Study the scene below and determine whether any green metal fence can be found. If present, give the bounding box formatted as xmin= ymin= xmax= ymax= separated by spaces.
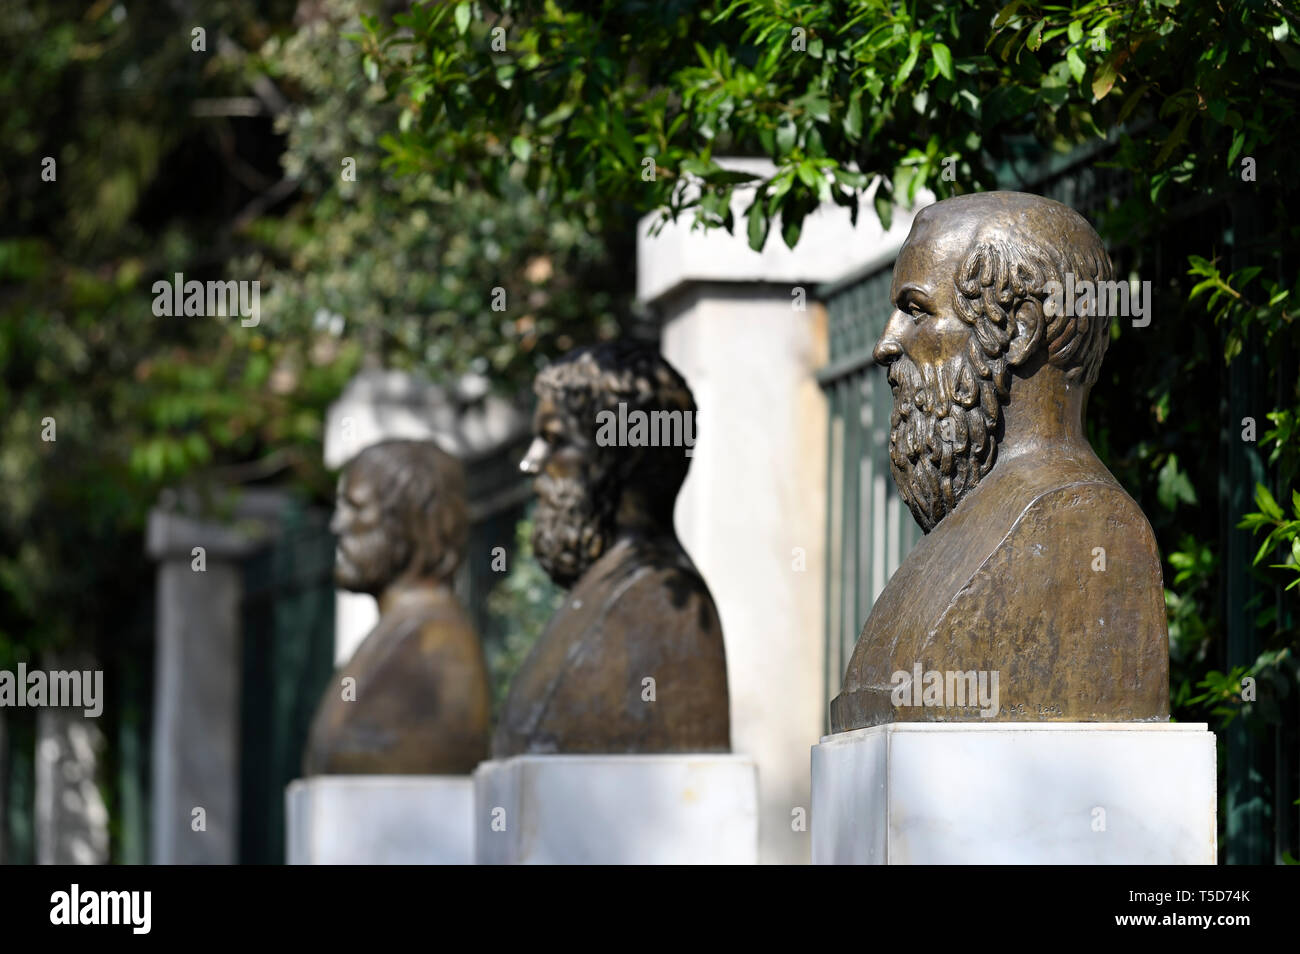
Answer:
xmin=238 ymin=500 xmax=337 ymax=865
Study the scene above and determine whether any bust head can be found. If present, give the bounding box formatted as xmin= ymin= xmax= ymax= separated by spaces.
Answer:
xmin=495 ymin=342 xmax=729 ymax=755
xmin=874 ymin=191 xmax=1113 ymax=531
xmin=307 ymin=438 xmax=488 ymax=775
xmin=331 ymin=439 xmax=468 ymax=597
xmin=521 ymin=341 xmax=695 ymax=587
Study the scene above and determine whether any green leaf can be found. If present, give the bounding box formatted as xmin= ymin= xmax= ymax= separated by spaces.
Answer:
xmin=845 ymin=95 xmax=863 ymax=142
xmin=781 ymin=203 xmax=807 ymax=249
xmin=769 ymin=170 xmax=794 ymax=204
xmin=680 ymin=158 xmax=719 ymax=179
xmin=932 ymin=43 xmax=954 ymax=80
xmin=1254 ymin=532 xmax=1276 ymax=567
xmin=510 ymin=136 xmax=532 ymax=163
xmin=704 ymin=169 xmax=762 ymax=186
xmin=538 ymin=102 xmax=575 ymax=129
xmin=746 ymin=199 xmax=770 ymax=251
xmin=1157 ymin=455 xmax=1198 ymax=511
xmin=873 ymin=183 xmax=893 ymax=232
xmin=1068 ymin=20 xmax=1083 ymax=44
xmin=454 ymin=2 xmax=471 ymax=36
xmin=775 ymin=121 xmax=796 ymax=155
xmin=1026 ymin=19 xmax=1045 ymax=51
xmin=833 ymin=168 xmax=870 ymax=189
xmin=1067 ymin=47 xmax=1086 ymax=84
xmin=802 ymin=95 xmax=831 ymax=123
xmin=897 ymin=31 xmax=922 ymax=84
xmin=1255 ymin=483 xmax=1284 ymax=522
xmin=796 ymin=161 xmax=822 ymax=191
xmin=993 ymin=1 xmax=1024 ymax=29
xmin=1092 ymin=56 xmax=1118 ymax=100
xmin=1227 ymin=131 xmax=1246 ymax=168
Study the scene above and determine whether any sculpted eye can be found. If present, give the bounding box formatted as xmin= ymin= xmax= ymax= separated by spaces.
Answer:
xmin=895 ymin=284 xmax=933 ymax=323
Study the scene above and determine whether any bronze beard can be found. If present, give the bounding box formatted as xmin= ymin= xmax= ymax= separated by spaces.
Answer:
xmin=336 ymin=518 xmax=407 ymax=594
xmin=887 ymin=347 xmax=1004 ymax=532
xmin=531 ymin=463 xmax=620 ymax=588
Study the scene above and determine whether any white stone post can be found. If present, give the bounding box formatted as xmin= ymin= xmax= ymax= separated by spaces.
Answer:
xmin=35 ymin=700 xmax=109 ymax=865
xmin=146 ymin=489 xmax=283 ymax=864
xmin=639 ymin=161 xmax=930 ymax=864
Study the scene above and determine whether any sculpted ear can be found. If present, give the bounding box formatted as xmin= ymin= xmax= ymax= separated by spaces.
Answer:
xmin=1005 ymin=299 xmax=1044 ymax=367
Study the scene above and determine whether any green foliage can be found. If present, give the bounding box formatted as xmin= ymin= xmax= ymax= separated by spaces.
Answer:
xmin=0 ymin=0 xmax=628 ymax=670
xmin=1187 ymin=649 xmax=1293 ymax=727
xmin=246 ymin=0 xmax=624 ymax=394
xmin=367 ymin=1 xmax=1297 ymax=250
xmin=1240 ymin=485 xmax=1300 ymax=593
xmin=484 ymin=514 xmax=562 ymax=713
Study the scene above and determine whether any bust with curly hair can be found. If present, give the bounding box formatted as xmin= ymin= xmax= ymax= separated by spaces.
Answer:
xmin=494 ymin=341 xmax=731 ymax=755
xmin=832 ymin=192 xmax=1169 ymax=731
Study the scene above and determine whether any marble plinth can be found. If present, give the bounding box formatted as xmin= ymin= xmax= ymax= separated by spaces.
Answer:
xmin=811 ymin=722 xmax=1216 ymax=864
xmin=286 ymin=775 xmax=473 ymax=865
xmin=474 ymin=754 xmax=759 ymax=864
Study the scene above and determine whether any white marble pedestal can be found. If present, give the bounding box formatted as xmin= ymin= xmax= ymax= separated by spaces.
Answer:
xmin=285 ymin=776 xmax=473 ymax=864
xmin=811 ymin=723 xmax=1216 ymax=864
xmin=473 ymin=754 xmax=759 ymax=864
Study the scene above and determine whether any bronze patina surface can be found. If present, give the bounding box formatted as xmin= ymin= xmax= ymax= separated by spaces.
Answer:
xmin=493 ymin=342 xmax=731 ymax=756
xmin=303 ymin=439 xmax=491 ymax=774
xmin=831 ymin=191 xmax=1169 ymax=731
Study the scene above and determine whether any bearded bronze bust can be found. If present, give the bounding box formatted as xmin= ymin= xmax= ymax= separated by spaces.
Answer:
xmin=831 ymin=191 xmax=1169 ymax=731
xmin=303 ymin=440 xmax=491 ymax=774
xmin=493 ymin=342 xmax=731 ymax=755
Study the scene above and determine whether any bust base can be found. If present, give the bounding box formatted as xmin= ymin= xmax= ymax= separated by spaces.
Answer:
xmin=811 ymin=722 xmax=1216 ymax=864
xmin=473 ymin=754 xmax=758 ymax=864
xmin=285 ymin=775 xmax=473 ymax=864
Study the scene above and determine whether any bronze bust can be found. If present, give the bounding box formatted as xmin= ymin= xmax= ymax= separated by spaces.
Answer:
xmin=304 ymin=439 xmax=491 ymax=774
xmin=832 ymin=191 xmax=1169 ymax=731
xmin=493 ymin=342 xmax=731 ymax=755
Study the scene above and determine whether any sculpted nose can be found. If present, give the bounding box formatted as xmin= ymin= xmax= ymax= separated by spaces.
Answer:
xmin=519 ymin=435 xmax=548 ymax=475
xmin=873 ymin=312 xmax=908 ymax=365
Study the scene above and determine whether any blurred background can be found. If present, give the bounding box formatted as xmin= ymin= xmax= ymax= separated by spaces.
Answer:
xmin=1 ymin=0 xmax=1296 ymax=864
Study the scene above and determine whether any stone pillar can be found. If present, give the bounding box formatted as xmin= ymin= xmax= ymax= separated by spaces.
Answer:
xmin=638 ymin=162 xmax=928 ymax=864
xmin=35 ymin=701 xmax=109 ymax=865
xmin=146 ymin=489 xmax=283 ymax=864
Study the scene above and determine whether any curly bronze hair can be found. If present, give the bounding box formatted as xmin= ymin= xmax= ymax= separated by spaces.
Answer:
xmin=534 ymin=341 xmax=696 ymax=515
xmin=952 ymin=202 xmax=1114 ymax=392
